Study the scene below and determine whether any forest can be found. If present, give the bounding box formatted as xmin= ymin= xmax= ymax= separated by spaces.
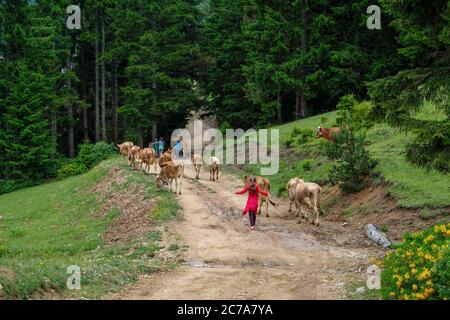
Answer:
xmin=0 ymin=0 xmax=449 ymax=191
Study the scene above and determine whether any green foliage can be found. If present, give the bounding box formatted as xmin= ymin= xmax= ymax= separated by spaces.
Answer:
xmin=0 ymin=157 xmax=180 ymax=299
xmin=368 ymin=0 xmax=450 ymax=173
xmin=76 ymin=142 xmax=117 ymax=169
xmin=381 ymin=223 xmax=450 ymax=300
xmin=327 ymin=95 xmax=377 ymax=192
xmin=285 ymin=127 xmax=315 ymax=147
xmin=57 ymin=161 xmax=88 ymax=179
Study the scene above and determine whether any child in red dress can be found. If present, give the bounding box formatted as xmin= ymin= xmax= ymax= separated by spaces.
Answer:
xmin=235 ymin=176 xmax=269 ymax=230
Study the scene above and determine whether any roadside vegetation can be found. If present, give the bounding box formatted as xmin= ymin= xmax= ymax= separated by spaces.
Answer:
xmin=0 ymin=156 xmax=180 ymax=299
xmin=380 ymin=223 xmax=449 ymax=300
xmin=227 ymin=102 xmax=450 ymax=209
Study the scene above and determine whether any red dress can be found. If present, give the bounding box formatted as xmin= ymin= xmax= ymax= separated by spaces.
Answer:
xmin=235 ymin=183 xmax=269 ymax=215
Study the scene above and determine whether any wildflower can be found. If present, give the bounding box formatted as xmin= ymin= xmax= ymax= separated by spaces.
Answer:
xmin=412 ymin=284 xmax=418 ymax=291
xmin=415 ymin=293 xmax=425 ymax=300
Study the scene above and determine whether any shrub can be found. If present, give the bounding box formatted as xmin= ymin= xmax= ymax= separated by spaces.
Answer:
xmin=76 ymin=142 xmax=116 ymax=168
xmin=326 ymin=95 xmax=377 ymax=192
xmin=285 ymin=127 xmax=315 ymax=148
xmin=381 ymin=223 xmax=450 ymax=300
xmin=352 ymin=101 xmax=374 ymax=129
xmin=0 ymin=179 xmax=34 ymax=195
xmin=327 ymin=128 xmax=377 ymax=192
xmin=57 ymin=161 xmax=88 ymax=179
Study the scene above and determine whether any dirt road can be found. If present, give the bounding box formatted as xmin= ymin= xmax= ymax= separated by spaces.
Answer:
xmin=108 ymin=165 xmax=382 ymax=300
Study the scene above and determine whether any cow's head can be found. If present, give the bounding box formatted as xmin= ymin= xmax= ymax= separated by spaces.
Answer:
xmin=156 ymin=176 xmax=169 ymax=190
xmin=316 ymin=126 xmax=324 ymax=138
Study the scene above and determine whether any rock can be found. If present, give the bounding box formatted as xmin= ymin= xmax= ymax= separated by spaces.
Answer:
xmin=342 ymin=222 xmax=348 ymax=227
xmin=355 ymin=287 xmax=366 ymax=294
xmin=365 ymin=224 xmax=392 ymax=248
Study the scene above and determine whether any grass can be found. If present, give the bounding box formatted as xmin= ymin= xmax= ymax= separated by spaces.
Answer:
xmin=225 ymin=107 xmax=450 ymax=208
xmin=0 ymin=156 xmax=180 ymax=299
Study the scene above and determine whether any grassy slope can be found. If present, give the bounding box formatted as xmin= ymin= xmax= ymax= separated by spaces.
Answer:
xmin=229 ymin=110 xmax=450 ymax=208
xmin=0 ymin=156 xmax=180 ymax=299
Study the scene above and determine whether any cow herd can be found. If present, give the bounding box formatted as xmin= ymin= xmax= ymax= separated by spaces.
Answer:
xmin=117 ymin=126 xmax=338 ymax=227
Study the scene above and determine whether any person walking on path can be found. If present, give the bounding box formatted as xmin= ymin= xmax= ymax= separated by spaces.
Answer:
xmin=153 ymin=139 xmax=160 ymax=158
xmin=235 ymin=176 xmax=269 ymax=230
xmin=158 ymin=137 xmax=165 ymax=156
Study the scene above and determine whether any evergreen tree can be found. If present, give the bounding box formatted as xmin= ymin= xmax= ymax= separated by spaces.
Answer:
xmin=368 ymin=0 xmax=450 ymax=173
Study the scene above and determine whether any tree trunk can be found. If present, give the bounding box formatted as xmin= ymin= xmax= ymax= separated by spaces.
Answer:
xmin=298 ymin=1 xmax=308 ymax=119
xmin=51 ymin=112 xmax=57 ymax=151
xmin=137 ymin=132 xmax=144 ymax=148
xmin=81 ymin=46 xmax=89 ymax=141
xmin=101 ymin=18 xmax=107 ymax=142
xmin=277 ymin=91 xmax=282 ymax=124
xmin=152 ymin=121 xmax=158 ymax=141
xmin=67 ymin=77 xmax=75 ymax=158
xmin=300 ymin=91 xmax=307 ymax=118
xmin=295 ymin=90 xmax=300 ymax=119
xmin=112 ymin=62 xmax=119 ymax=144
xmin=95 ymin=21 xmax=100 ymax=142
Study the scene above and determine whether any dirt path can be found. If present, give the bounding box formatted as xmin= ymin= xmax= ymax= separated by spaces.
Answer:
xmin=108 ymin=165 xmax=383 ymax=300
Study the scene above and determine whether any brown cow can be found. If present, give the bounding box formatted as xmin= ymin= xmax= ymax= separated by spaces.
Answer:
xmin=316 ymin=126 xmax=341 ymax=142
xmin=118 ymin=142 xmax=134 ymax=164
xmin=209 ymin=156 xmax=219 ymax=181
xmin=159 ymin=152 xmax=173 ymax=168
xmin=244 ymin=175 xmax=276 ymax=217
xmin=192 ymin=154 xmax=203 ymax=180
xmin=293 ymin=181 xmax=322 ymax=226
xmin=129 ymin=146 xmax=141 ymax=169
xmin=156 ymin=163 xmax=184 ymax=195
xmin=138 ymin=147 xmax=157 ymax=175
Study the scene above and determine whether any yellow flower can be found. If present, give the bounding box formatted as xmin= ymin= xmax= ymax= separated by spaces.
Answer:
xmin=426 ymin=280 xmax=432 ymax=286
xmin=417 ymin=268 xmax=431 ymax=280
xmin=424 ymin=287 xmax=434 ymax=298
xmin=390 ymin=291 xmax=396 ymax=297
xmin=424 ymin=235 xmax=434 ymax=244
xmin=446 ymin=230 xmax=450 ymax=237
xmin=412 ymin=284 xmax=418 ymax=291
xmin=411 ymin=268 xmax=417 ymax=275
xmin=403 ymin=294 xmax=410 ymax=300
xmin=415 ymin=293 xmax=425 ymax=300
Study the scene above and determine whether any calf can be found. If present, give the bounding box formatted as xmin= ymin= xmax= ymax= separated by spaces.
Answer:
xmin=156 ymin=163 xmax=184 ymax=195
xmin=192 ymin=154 xmax=203 ymax=180
xmin=244 ymin=175 xmax=276 ymax=217
xmin=139 ymin=147 xmax=157 ymax=175
xmin=294 ymin=181 xmax=322 ymax=226
xmin=209 ymin=156 xmax=219 ymax=181
xmin=316 ymin=126 xmax=341 ymax=142
xmin=129 ymin=146 xmax=141 ymax=169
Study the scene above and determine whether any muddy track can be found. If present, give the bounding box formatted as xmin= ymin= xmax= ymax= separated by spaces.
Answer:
xmin=107 ymin=165 xmax=383 ymax=300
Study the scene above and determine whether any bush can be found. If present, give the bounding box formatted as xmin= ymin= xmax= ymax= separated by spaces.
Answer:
xmin=326 ymin=95 xmax=377 ymax=192
xmin=381 ymin=223 xmax=450 ymax=300
xmin=327 ymin=128 xmax=377 ymax=192
xmin=57 ymin=161 xmax=88 ymax=179
xmin=77 ymin=142 xmax=116 ymax=168
xmin=285 ymin=127 xmax=315 ymax=148
xmin=0 ymin=179 xmax=34 ymax=195
xmin=352 ymin=101 xmax=374 ymax=129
